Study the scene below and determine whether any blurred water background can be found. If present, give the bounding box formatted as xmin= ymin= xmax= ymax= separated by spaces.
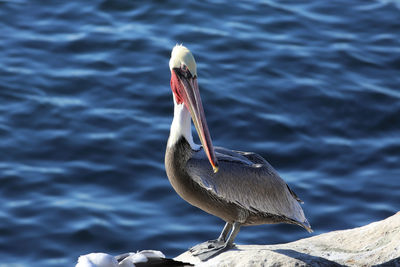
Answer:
xmin=0 ymin=0 xmax=399 ymax=266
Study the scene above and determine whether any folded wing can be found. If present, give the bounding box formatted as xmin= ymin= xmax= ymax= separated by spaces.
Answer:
xmin=187 ymin=146 xmax=311 ymax=230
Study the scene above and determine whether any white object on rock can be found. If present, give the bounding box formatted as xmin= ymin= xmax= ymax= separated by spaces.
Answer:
xmin=76 ymin=250 xmax=166 ymax=267
xmin=119 ymin=250 xmax=166 ymax=267
xmin=76 ymin=253 xmax=118 ymax=267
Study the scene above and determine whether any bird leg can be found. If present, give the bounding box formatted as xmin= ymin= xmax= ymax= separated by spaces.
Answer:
xmin=217 ymin=221 xmax=233 ymax=242
xmin=190 ymin=222 xmax=241 ymax=261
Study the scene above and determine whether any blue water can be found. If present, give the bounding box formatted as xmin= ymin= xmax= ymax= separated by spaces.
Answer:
xmin=1 ymin=0 xmax=399 ymax=266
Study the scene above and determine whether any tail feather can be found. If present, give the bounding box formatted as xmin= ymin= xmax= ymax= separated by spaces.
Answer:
xmin=288 ymin=198 xmax=313 ymax=233
xmin=301 ymin=218 xmax=313 ymax=233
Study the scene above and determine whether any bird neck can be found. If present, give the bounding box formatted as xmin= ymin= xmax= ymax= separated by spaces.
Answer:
xmin=168 ymin=101 xmax=200 ymax=150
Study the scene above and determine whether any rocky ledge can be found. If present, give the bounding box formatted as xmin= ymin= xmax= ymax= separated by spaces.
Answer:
xmin=175 ymin=212 xmax=400 ymax=267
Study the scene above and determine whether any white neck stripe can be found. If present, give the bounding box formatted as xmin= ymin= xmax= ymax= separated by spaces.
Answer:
xmin=167 ymin=97 xmax=200 ymax=150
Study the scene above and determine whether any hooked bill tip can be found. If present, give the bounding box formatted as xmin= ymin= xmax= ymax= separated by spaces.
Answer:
xmin=213 ymin=165 xmax=219 ymax=173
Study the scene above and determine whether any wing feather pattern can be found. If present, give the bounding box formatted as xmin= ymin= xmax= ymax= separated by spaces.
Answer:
xmin=187 ymin=147 xmax=311 ymax=230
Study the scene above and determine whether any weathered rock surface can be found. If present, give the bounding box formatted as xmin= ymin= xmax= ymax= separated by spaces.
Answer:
xmin=176 ymin=212 xmax=400 ymax=267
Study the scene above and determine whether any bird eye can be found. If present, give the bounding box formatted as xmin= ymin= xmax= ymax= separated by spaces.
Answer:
xmin=180 ymin=64 xmax=192 ymax=79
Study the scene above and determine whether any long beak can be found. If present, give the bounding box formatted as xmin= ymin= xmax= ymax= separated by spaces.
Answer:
xmin=174 ymin=69 xmax=219 ymax=173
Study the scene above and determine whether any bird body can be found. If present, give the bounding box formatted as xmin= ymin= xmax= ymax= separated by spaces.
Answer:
xmin=166 ymin=134 xmax=311 ymax=230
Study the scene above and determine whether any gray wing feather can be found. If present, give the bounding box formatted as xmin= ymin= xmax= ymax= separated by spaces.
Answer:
xmin=187 ymin=147 xmax=307 ymax=224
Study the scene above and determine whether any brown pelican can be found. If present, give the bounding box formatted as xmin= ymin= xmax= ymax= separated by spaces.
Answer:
xmin=165 ymin=45 xmax=312 ymax=260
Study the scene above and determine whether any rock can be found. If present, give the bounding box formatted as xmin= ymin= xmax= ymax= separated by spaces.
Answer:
xmin=175 ymin=212 xmax=400 ymax=267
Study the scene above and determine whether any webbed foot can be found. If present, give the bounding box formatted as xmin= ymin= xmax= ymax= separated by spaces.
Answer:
xmin=189 ymin=222 xmax=241 ymax=261
xmin=189 ymin=239 xmax=224 ymax=254
xmin=190 ymin=240 xmax=235 ymax=261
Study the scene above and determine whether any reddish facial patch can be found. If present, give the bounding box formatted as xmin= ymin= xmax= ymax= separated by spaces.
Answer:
xmin=170 ymin=70 xmax=183 ymax=104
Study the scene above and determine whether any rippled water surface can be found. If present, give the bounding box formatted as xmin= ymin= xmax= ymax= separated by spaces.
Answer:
xmin=1 ymin=0 xmax=399 ymax=266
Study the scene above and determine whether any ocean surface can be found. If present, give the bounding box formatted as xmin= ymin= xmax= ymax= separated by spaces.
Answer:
xmin=1 ymin=0 xmax=399 ymax=266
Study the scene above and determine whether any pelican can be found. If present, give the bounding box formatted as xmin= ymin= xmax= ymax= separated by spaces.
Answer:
xmin=165 ymin=45 xmax=312 ymax=260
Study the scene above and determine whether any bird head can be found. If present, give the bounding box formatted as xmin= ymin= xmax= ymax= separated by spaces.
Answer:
xmin=169 ymin=45 xmax=219 ymax=173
